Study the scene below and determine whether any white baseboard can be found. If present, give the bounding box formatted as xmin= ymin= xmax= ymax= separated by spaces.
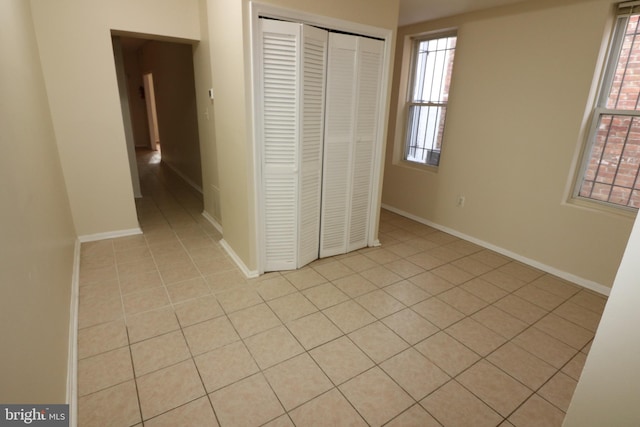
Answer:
xmin=219 ymin=239 xmax=259 ymax=279
xmin=202 ymin=213 xmax=379 ymax=277
xmin=381 ymin=204 xmax=611 ymax=296
xmin=78 ymin=227 xmax=142 ymax=243
xmin=201 ymin=211 xmax=223 ymax=234
xmin=162 ymin=160 xmax=203 ymax=194
xmin=200 ymin=212 xmax=258 ymax=278
xmin=66 ymin=239 xmax=80 ymax=427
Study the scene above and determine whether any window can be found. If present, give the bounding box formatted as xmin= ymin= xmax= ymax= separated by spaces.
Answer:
xmin=404 ymin=33 xmax=457 ymax=167
xmin=577 ymin=7 xmax=640 ymax=209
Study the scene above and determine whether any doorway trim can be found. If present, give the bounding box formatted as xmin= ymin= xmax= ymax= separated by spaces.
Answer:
xmin=142 ymin=72 xmax=160 ymax=151
xmin=112 ymin=36 xmax=142 ymax=198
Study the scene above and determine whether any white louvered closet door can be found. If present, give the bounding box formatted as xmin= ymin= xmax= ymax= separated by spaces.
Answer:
xmin=298 ymin=25 xmax=329 ymax=267
xmin=320 ymin=33 xmax=384 ymax=258
xmin=259 ymin=19 xmax=328 ymax=271
xmin=348 ymin=37 xmax=384 ymax=251
xmin=319 ymin=34 xmax=358 ymax=258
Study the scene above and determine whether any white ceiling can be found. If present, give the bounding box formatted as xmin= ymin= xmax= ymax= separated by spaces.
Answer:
xmin=398 ymin=0 xmax=530 ymax=26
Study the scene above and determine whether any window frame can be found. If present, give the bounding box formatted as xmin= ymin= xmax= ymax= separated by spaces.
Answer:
xmin=402 ymin=30 xmax=457 ymax=169
xmin=574 ymin=8 xmax=640 ymax=212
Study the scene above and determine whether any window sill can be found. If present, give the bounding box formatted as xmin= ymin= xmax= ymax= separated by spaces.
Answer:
xmin=394 ymin=158 xmax=440 ymax=174
xmin=565 ymin=196 xmax=638 ymax=219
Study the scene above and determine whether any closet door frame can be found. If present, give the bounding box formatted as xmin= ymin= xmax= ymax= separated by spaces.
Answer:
xmin=249 ymin=2 xmax=393 ymax=275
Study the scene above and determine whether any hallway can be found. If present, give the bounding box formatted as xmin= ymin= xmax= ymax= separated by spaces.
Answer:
xmin=76 ymin=150 xmax=606 ymax=426
xmin=134 ymin=148 xmax=216 ymax=236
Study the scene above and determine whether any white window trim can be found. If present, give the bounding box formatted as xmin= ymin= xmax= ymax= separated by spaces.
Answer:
xmin=392 ymin=28 xmax=457 ymax=173
xmin=572 ymin=8 xmax=640 ymax=212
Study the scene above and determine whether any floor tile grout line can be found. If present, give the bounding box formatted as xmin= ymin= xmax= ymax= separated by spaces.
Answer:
xmin=442 ymin=314 xmax=582 ymax=419
xmin=124 ymin=327 xmax=144 ymax=425
xmin=415 ymin=254 xmax=594 ymax=342
xmin=421 ymin=377 xmax=508 ymax=424
xmin=395 ymin=266 xmax=582 ymax=421
xmin=498 ymin=348 xmax=582 ymax=423
xmin=175 ymin=314 xmax=223 ymax=427
xmin=123 ymin=237 xmax=172 ymax=326
xmin=183 ymin=296 xmax=402 ymax=424
xmin=257 ymin=271 xmax=474 ymax=424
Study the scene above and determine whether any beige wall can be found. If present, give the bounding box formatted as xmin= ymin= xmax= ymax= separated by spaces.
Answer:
xmin=383 ymin=0 xmax=635 ymax=289
xmin=0 ymin=0 xmax=77 ymax=403
xmin=201 ymin=0 xmax=252 ymax=267
xmin=30 ymin=0 xmax=201 ymax=237
xmin=139 ymin=41 xmax=203 ymax=189
xmin=255 ymin=0 xmax=399 ymax=29
xmin=563 ymin=209 xmax=640 ymax=425
xmin=122 ymin=47 xmax=152 ymax=148
xmin=112 ymin=37 xmax=143 ymax=199
xmin=202 ymin=0 xmax=399 ymax=272
xmin=193 ymin=0 xmax=221 ymax=225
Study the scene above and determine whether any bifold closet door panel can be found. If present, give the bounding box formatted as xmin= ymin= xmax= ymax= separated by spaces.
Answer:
xmin=298 ymin=25 xmax=329 ymax=267
xmin=320 ymin=33 xmax=384 ymax=258
xmin=320 ymin=34 xmax=358 ymax=258
xmin=260 ymin=19 xmax=299 ymax=271
xmin=348 ymin=37 xmax=384 ymax=252
xmin=259 ymin=19 xmax=328 ymax=271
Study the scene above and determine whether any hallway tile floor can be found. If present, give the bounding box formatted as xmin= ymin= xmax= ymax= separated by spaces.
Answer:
xmin=76 ymin=149 xmax=606 ymax=426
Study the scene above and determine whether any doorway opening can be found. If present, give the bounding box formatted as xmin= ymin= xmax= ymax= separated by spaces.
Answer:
xmin=112 ymin=34 xmax=204 ymax=216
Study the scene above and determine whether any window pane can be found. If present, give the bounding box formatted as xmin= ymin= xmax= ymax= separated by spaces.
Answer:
xmin=605 ymin=15 xmax=640 ymax=110
xmin=405 ymin=34 xmax=456 ymax=167
xmin=412 ymin=36 xmax=456 ymax=103
xmin=579 ymin=114 xmax=640 ymax=207
xmin=406 ymin=105 xmax=446 ymax=166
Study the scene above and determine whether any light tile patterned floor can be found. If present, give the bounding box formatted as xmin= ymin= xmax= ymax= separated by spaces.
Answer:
xmin=76 ymin=150 xmax=607 ymax=426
